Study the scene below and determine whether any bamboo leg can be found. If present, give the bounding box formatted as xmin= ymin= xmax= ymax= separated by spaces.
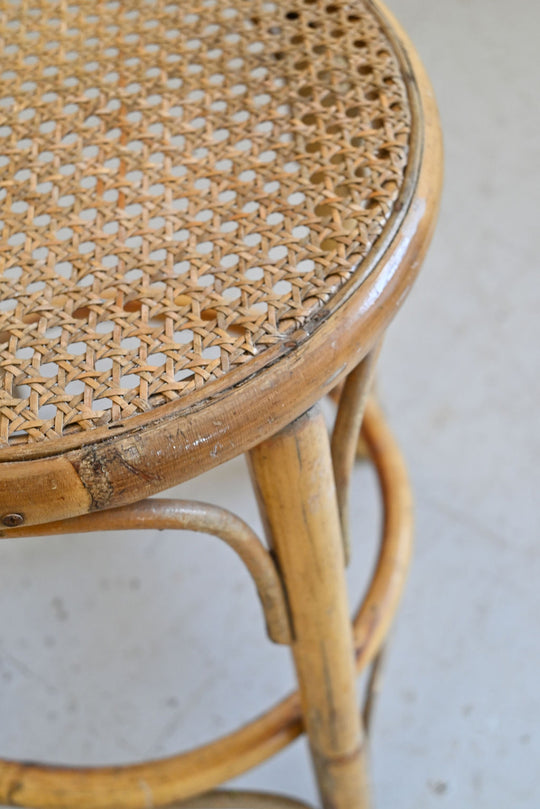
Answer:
xmin=249 ymin=407 xmax=370 ymax=809
xmin=331 ymin=344 xmax=381 ymax=563
xmin=0 ymin=401 xmax=410 ymax=809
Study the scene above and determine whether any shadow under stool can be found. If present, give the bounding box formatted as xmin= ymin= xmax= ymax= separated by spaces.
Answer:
xmin=0 ymin=0 xmax=442 ymax=807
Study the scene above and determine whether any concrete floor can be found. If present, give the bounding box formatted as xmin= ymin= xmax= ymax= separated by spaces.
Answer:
xmin=0 ymin=0 xmax=538 ymax=807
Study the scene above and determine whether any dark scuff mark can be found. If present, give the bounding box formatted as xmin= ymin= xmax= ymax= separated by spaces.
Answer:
xmin=71 ymin=446 xmax=114 ymax=510
xmin=112 ymin=450 xmax=155 ymax=483
xmin=6 ymin=779 xmax=23 ymax=805
xmin=71 ymin=441 xmax=160 ymax=510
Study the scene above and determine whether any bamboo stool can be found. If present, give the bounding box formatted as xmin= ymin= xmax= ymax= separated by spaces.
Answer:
xmin=0 ymin=0 xmax=442 ymax=807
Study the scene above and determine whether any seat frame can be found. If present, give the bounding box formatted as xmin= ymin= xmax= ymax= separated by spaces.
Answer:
xmin=0 ymin=2 xmax=442 ymax=806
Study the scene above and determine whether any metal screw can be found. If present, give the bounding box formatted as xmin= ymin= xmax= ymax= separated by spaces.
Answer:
xmin=2 ymin=513 xmax=24 ymax=527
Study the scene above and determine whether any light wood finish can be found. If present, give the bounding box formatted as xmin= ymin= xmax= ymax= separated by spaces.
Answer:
xmin=249 ymin=406 xmax=369 ymax=809
xmin=354 ymin=399 xmax=413 ymax=670
xmin=1 ymin=498 xmax=291 ymax=645
xmin=0 ymin=700 xmax=304 ymax=809
xmin=0 ymin=0 xmax=441 ymax=805
xmin=0 ymin=0 xmax=415 ymax=452
xmin=179 ymin=790 xmax=315 ymax=809
xmin=0 ymin=397 xmax=413 ymax=808
xmin=0 ymin=0 xmax=442 ymax=529
xmin=331 ymin=343 xmax=381 ymax=562
xmin=362 ymin=648 xmax=387 ymax=736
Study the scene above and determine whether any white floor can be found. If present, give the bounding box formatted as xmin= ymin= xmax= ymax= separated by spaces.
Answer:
xmin=1 ymin=1 xmax=538 ymax=807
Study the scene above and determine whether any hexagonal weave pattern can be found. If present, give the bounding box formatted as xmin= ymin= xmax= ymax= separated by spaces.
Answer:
xmin=0 ymin=0 xmax=411 ymax=445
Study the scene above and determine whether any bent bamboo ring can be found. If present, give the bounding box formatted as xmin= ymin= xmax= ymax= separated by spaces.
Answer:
xmin=0 ymin=400 xmax=412 ymax=809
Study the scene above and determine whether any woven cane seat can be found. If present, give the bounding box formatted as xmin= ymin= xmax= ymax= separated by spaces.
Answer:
xmin=0 ymin=0 xmax=416 ymax=444
xmin=0 ymin=0 xmax=441 ymax=525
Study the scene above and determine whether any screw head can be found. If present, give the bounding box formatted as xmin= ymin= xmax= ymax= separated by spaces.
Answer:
xmin=2 ymin=513 xmax=24 ymax=527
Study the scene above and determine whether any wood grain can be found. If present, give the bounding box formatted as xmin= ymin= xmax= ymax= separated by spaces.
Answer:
xmin=249 ymin=407 xmax=370 ymax=809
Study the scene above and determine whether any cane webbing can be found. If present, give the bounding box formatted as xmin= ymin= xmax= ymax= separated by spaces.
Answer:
xmin=0 ymin=0 xmax=411 ymax=445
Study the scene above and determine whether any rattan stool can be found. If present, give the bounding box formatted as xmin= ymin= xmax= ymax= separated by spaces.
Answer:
xmin=0 ymin=0 xmax=442 ymax=806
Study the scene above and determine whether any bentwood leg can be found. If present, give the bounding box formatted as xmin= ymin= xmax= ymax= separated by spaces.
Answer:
xmin=249 ymin=406 xmax=369 ymax=809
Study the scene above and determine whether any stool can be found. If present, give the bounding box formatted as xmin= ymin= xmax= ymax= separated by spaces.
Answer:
xmin=0 ymin=1 xmax=442 ymax=807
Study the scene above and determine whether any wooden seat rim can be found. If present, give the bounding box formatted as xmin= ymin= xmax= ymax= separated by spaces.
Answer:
xmin=0 ymin=0 xmax=417 ymax=460
xmin=0 ymin=1 xmax=443 ymax=528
